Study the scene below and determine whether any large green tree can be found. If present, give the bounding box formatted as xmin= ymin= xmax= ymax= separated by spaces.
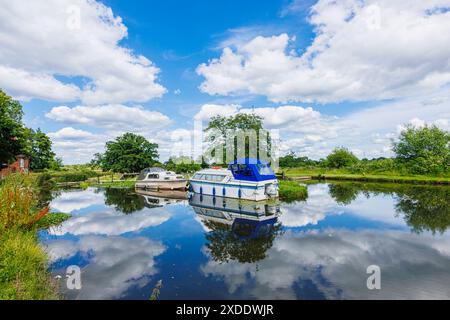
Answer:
xmin=95 ymin=133 xmax=159 ymax=173
xmin=393 ymin=125 xmax=449 ymax=174
xmin=0 ymin=90 xmax=28 ymax=165
xmin=204 ymin=113 xmax=272 ymax=164
xmin=28 ymin=128 xmax=57 ymax=170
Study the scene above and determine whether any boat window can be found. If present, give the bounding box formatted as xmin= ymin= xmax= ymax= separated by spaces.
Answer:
xmin=176 ymin=176 xmax=184 ymax=179
xmin=257 ymin=163 xmax=272 ymax=176
xmin=205 ymin=175 xmax=213 ymax=181
xmin=192 ymin=173 xmax=202 ymax=179
xmin=147 ymin=174 xmax=159 ymax=179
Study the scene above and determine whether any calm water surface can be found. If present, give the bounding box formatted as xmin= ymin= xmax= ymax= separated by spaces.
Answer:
xmin=38 ymin=182 xmax=450 ymax=300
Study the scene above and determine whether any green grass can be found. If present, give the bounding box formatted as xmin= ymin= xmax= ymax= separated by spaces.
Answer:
xmin=34 ymin=212 xmax=71 ymax=230
xmin=0 ymin=229 xmax=59 ymax=300
xmin=279 ymin=168 xmax=450 ymax=185
xmin=0 ymin=174 xmax=71 ymax=300
xmin=278 ymin=180 xmax=308 ymax=202
xmin=89 ymin=180 xmax=136 ymax=188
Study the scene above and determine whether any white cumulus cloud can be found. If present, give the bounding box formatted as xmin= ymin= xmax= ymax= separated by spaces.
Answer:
xmin=197 ymin=0 xmax=450 ymax=103
xmin=0 ymin=0 xmax=166 ymax=103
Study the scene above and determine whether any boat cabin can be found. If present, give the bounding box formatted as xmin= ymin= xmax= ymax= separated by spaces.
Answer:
xmin=229 ymin=158 xmax=276 ymax=182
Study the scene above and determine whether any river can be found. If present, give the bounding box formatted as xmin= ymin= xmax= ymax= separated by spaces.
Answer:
xmin=38 ymin=182 xmax=450 ymax=300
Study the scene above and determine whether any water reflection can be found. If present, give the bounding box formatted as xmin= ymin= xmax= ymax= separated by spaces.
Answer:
xmin=136 ymin=189 xmax=188 ymax=208
xmin=46 ymin=235 xmax=166 ymax=300
xmin=328 ymin=182 xmax=450 ymax=234
xmin=103 ymin=188 xmax=145 ymax=214
xmin=190 ymin=194 xmax=282 ymax=264
xmin=40 ymin=182 xmax=450 ymax=300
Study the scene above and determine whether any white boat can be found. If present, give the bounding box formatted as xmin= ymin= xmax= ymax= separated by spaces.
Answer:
xmin=188 ymin=158 xmax=279 ymax=201
xmin=190 ymin=193 xmax=280 ymax=241
xmin=135 ymin=167 xmax=187 ymax=190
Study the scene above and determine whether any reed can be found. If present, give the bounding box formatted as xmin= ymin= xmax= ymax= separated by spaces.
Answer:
xmin=0 ymin=174 xmax=53 ymax=231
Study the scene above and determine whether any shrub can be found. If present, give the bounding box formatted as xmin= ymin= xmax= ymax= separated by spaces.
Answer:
xmin=279 ymin=180 xmax=308 ymax=202
xmin=326 ymin=147 xmax=359 ymax=168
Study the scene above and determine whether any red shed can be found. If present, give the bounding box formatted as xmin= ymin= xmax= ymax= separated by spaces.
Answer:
xmin=0 ymin=155 xmax=30 ymax=178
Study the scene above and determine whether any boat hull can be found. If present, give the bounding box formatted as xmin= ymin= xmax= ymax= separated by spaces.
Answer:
xmin=189 ymin=179 xmax=278 ymax=201
xmin=135 ymin=179 xmax=187 ymax=190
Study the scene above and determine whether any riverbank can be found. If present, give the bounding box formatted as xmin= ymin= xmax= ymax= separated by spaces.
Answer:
xmin=0 ymin=174 xmax=70 ymax=299
xmin=280 ymin=168 xmax=450 ymax=185
xmin=278 ymin=180 xmax=308 ymax=202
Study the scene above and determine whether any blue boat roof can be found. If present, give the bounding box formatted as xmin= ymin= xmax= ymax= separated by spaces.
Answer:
xmin=229 ymin=158 xmax=276 ymax=182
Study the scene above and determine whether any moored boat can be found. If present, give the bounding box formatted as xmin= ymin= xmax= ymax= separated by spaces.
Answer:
xmin=135 ymin=167 xmax=187 ymax=190
xmin=188 ymin=158 xmax=279 ymax=201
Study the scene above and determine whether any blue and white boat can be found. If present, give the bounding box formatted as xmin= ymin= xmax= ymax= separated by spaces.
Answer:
xmin=189 ymin=158 xmax=279 ymax=201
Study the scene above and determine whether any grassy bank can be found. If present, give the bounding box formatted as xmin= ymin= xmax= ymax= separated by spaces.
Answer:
xmin=278 ymin=180 xmax=308 ymax=202
xmin=280 ymin=168 xmax=450 ymax=185
xmin=88 ymin=180 xmax=136 ymax=188
xmin=0 ymin=174 xmax=70 ymax=300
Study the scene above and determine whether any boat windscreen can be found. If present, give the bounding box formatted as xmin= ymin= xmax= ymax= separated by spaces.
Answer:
xmin=256 ymin=163 xmax=273 ymax=176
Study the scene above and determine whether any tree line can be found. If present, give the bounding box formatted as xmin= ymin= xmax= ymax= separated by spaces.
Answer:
xmin=280 ymin=125 xmax=449 ymax=175
xmin=2 ymin=87 xmax=448 ymax=175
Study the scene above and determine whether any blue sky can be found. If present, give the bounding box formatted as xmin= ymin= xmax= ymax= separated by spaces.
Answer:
xmin=1 ymin=0 xmax=449 ymax=164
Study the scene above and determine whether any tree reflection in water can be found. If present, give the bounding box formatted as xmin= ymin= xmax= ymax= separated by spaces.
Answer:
xmin=203 ymin=218 xmax=283 ymax=264
xmin=102 ymin=187 xmax=145 ymax=214
xmin=189 ymin=193 xmax=283 ymax=264
xmin=328 ymin=182 xmax=450 ymax=234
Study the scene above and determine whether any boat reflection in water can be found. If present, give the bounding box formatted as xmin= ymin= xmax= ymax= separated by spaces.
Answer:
xmin=189 ymin=193 xmax=282 ymax=263
xmin=135 ymin=189 xmax=188 ymax=208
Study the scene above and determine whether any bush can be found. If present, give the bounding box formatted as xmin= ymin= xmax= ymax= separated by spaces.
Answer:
xmin=50 ymin=171 xmax=98 ymax=183
xmin=326 ymin=147 xmax=359 ymax=168
xmin=393 ymin=125 xmax=449 ymax=174
xmin=279 ymin=180 xmax=308 ymax=202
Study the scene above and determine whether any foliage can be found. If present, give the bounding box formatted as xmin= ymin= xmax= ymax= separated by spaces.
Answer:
xmin=27 ymin=128 xmax=57 ymax=170
xmin=0 ymin=90 xmax=59 ymax=169
xmin=0 ymin=173 xmax=69 ymax=300
xmin=0 ymin=90 xmax=28 ymax=165
xmin=393 ymin=125 xmax=449 ymax=174
xmin=34 ymin=212 xmax=71 ymax=230
xmin=278 ymin=180 xmax=308 ymax=202
xmin=0 ymin=229 xmax=58 ymax=300
xmin=279 ymin=151 xmax=320 ymax=167
xmin=204 ymin=113 xmax=272 ymax=164
xmin=326 ymin=147 xmax=359 ymax=168
xmin=164 ymin=156 xmax=202 ymax=173
xmin=50 ymin=172 xmax=94 ymax=183
xmin=0 ymin=174 xmax=38 ymax=230
xmin=94 ymin=133 xmax=159 ymax=173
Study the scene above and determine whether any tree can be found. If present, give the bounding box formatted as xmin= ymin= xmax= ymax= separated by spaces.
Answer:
xmin=326 ymin=147 xmax=359 ymax=168
xmin=28 ymin=128 xmax=57 ymax=170
xmin=393 ymin=125 xmax=449 ymax=174
xmin=96 ymin=133 xmax=159 ymax=173
xmin=204 ymin=113 xmax=272 ymax=164
xmin=0 ymin=90 xmax=28 ymax=165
